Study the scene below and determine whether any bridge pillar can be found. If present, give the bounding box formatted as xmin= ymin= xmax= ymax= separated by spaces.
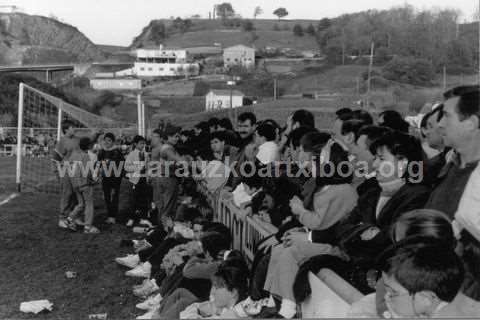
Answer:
xmin=45 ymin=70 xmax=51 ymax=83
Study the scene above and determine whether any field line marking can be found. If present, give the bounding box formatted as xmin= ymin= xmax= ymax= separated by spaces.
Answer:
xmin=0 ymin=193 xmax=19 ymax=207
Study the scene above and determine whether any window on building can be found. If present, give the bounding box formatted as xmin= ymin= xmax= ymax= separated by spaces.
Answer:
xmin=159 ymin=68 xmax=164 ymax=71
xmin=234 ymin=58 xmax=238 ymax=62
xmin=170 ymin=68 xmax=175 ymax=71
xmin=148 ymin=68 xmax=153 ymax=71
xmin=140 ymin=67 xmax=145 ymax=71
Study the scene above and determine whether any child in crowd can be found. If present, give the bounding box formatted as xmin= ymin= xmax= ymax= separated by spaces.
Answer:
xmin=125 ymin=135 xmax=150 ymax=227
xmin=67 ymin=137 xmax=99 ymax=233
xmin=376 ymin=239 xmax=464 ymax=318
xmin=180 ymin=265 xmax=249 ymax=319
xmin=97 ymin=132 xmax=124 ymax=225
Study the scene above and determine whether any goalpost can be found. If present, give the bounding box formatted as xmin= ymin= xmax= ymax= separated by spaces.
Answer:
xmin=15 ymin=83 xmax=143 ymax=193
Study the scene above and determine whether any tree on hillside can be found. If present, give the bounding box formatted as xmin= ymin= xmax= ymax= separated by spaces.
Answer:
xmin=150 ymin=22 xmax=166 ymax=45
xmin=306 ymin=23 xmax=315 ymax=36
xmin=273 ymin=8 xmax=289 ymax=20
xmin=242 ymin=19 xmax=255 ymax=31
xmin=172 ymin=17 xmax=192 ymax=33
xmin=254 ymin=6 xmax=263 ymax=19
xmin=317 ymin=18 xmax=331 ymax=32
xmin=293 ymin=24 xmax=304 ymax=37
xmin=216 ymin=3 xmax=235 ymax=20
xmin=382 ymin=56 xmax=435 ymax=86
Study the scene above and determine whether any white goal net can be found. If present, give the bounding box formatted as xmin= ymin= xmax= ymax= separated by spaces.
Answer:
xmin=15 ymin=83 xmax=144 ymax=193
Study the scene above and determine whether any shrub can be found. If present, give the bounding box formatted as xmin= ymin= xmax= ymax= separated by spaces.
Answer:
xmin=242 ymin=20 xmax=255 ymax=32
xmin=382 ymin=56 xmax=435 ymax=86
xmin=293 ymin=24 xmax=304 ymax=37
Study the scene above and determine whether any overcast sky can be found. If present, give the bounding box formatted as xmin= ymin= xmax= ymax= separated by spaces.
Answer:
xmin=9 ymin=0 xmax=478 ymax=46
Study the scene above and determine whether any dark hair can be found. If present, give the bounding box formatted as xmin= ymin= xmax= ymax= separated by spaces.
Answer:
xmin=238 ymin=112 xmax=256 ymax=125
xmin=357 ymin=125 xmax=393 ymax=146
xmin=336 ymin=108 xmax=353 ymax=118
xmin=132 ymin=135 xmax=146 ymax=145
xmin=379 ymin=239 xmax=464 ymax=302
xmin=201 ymin=232 xmax=231 ymax=258
xmin=288 ymin=126 xmax=318 ymax=149
xmin=300 ymin=131 xmax=331 ymax=154
xmin=379 ymin=110 xmax=409 ymax=133
xmin=256 ymin=123 xmax=276 ymax=141
xmin=208 ymin=117 xmax=220 ymax=128
xmin=222 ymin=250 xmax=249 ymax=276
xmin=183 ymin=207 xmax=203 ymax=223
xmin=219 ymin=118 xmax=233 ymax=131
xmin=61 ymin=120 xmax=75 ymax=134
xmin=203 ymin=223 xmax=232 ymax=244
xmin=351 ymin=109 xmax=374 ymax=125
xmin=79 ymin=137 xmax=91 ymax=151
xmin=210 ymin=131 xmax=227 ymax=142
xmin=104 ymin=132 xmax=115 ymax=141
xmin=369 ymin=131 xmax=424 ymax=182
xmin=318 ymin=142 xmax=353 ymax=183
xmin=292 ymin=109 xmax=315 ymax=128
xmin=420 ymin=105 xmax=444 ymax=131
xmin=458 ymin=230 xmax=480 ymax=300
xmin=392 ymin=209 xmax=455 ymax=248
xmin=337 ymin=112 xmax=354 ymax=122
xmin=444 ymin=85 xmax=480 ymax=128
xmin=341 ymin=119 xmax=367 ymax=141
xmin=195 ymin=121 xmax=209 ymax=132
xmin=211 ymin=265 xmax=249 ymax=302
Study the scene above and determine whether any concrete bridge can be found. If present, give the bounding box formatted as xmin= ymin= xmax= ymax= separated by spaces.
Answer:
xmin=0 ymin=62 xmax=133 ymax=82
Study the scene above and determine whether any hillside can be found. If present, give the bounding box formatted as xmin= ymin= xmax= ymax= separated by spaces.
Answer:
xmin=130 ymin=19 xmax=320 ymax=50
xmin=0 ymin=13 xmax=105 ymax=65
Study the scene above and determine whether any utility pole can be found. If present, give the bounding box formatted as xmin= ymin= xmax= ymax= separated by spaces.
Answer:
xmin=443 ymin=66 xmax=447 ymax=90
xmin=273 ymin=78 xmax=277 ymax=101
xmin=366 ymin=42 xmax=374 ymax=109
xmin=342 ymin=28 xmax=346 ymax=65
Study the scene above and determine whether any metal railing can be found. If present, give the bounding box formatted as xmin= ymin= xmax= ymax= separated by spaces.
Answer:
xmin=196 ymin=183 xmax=278 ymax=261
xmin=195 ymin=180 xmax=364 ymax=314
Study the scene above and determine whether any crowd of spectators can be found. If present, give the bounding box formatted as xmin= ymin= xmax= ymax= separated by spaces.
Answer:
xmin=52 ymin=84 xmax=480 ymax=318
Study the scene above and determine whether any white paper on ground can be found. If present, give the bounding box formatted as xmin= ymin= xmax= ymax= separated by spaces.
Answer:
xmin=19 ymin=300 xmax=53 ymax=314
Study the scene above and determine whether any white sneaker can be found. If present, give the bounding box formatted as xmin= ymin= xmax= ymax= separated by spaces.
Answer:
xmin=106 ymin=217 xmax=116 ymax=224
xmin=115 ymin=254 xmax=140 ymax=269
xmin=133 ymin=240 xmax=152 ymax=253
xmin=136 ymin=306 xmax=159 ymax=320
xmin=136 ymin=293 xmax=163 ymax=310
xmin=139 ymin=219 xmax=154 ymax=228
xmin=133 ymin=279 xmax=151 ymax=290
xmin=125 ymin=262 xmax=151 ymax=278
xmin=126 ymin=219 xmax=134 ymax=227
xmin=58 ymin=218 xmax=69 ymax=229
xmin=133 ymin=279 xmax=159 ymax=297
xmin=74 ymin=218 xmax=85 ymax=226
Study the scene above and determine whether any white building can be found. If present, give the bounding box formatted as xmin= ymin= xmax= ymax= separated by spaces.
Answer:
xmin=90 ymin=78 xmax=142 ymax=90
xmin=223 ymin=45 xmax=255 ymax=69
xmin=116 ymin=45 xmax=199 ymax=78
xmin=206 ymin=89 xmax=244 ymax=111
